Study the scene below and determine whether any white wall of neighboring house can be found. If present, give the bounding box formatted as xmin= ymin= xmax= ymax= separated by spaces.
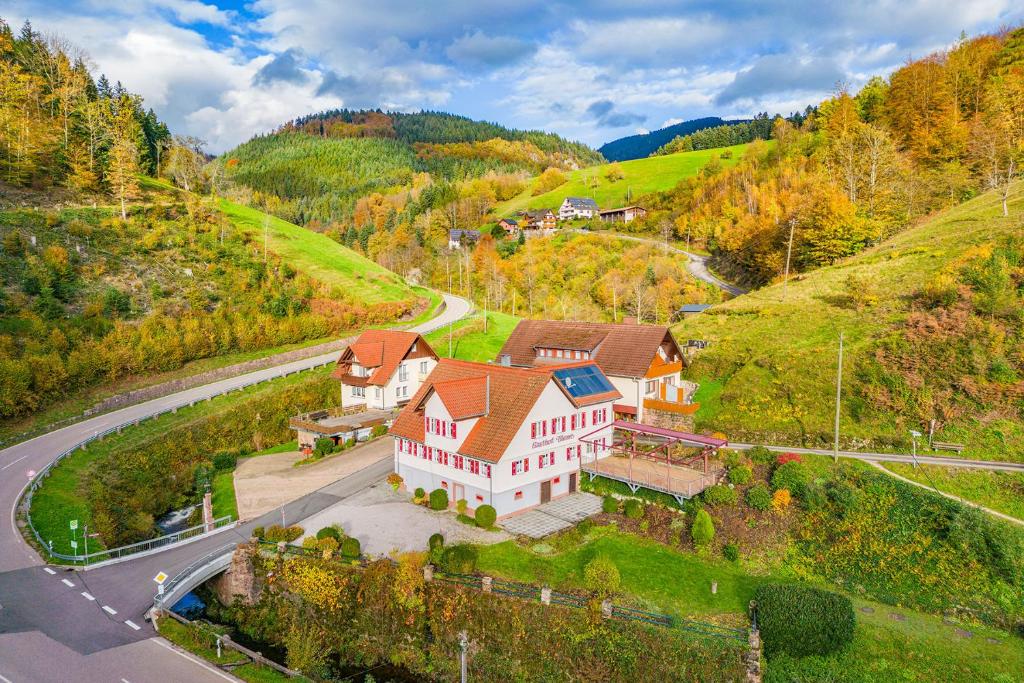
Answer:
xmin=558 ymin=199 xmax=598 ymax=220
xmin=345 ymin=356 xmax=437 ymax=411
xmin=395 ymin=381 xmax=616 ymax=516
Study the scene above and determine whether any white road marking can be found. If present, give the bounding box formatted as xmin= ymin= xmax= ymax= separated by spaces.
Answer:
xmin=0 ymin=454 xmax=28 ymax=470
xmin=61 ymin=578 xmax=74 ymax=587
xmin=124 ymin=620 xmax=141 ymax=631
xmin=43 ymin=567 xmax=56 ymax=575
xmin=121 ymin=679 xmax=131 ymax=683
xmin=81 ymin=591 xmax=95 ymax=601
xmin=0 ymin=672 xmax=13 ymax=683
xmin=102 ymin=605 xmax=117 ymax=615
xmin=151 ymin=639 xmax=236 ymax=682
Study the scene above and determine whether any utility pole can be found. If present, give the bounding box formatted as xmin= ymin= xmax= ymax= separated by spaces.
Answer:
xmin=459 ymin=630 xmax=469 ymax=683
xmin=910 ymin=430 xmax=922 ymax=468
xmin=484 ymin=289 xmax=489 ymax=334
xmin=833 ymin=331 xmax=844 ymax=464
xmin=512 ymin=289 xmax=516 ymax=317
xmin=448 ymin=319 xmax=453 ymax=358
xmin=782 ymin=218 xmax=795 ymax=300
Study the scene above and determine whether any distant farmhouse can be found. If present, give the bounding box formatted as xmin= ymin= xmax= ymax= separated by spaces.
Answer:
xmin=497 ymin=218 xmax=520 ymax=237
xmin=599 ymin=206 xmax=647 ymax=224
xmin=448 ymin=229 xmax=480 ymax=249
xmin=558 ymin=197 xmax=599 ymax=220
xmin=518 ymin=209 xmax=557 ymax=234
xmin=390 ymin=358 xmax=620 ymax=517
xmin=497 ymin=320 xmax=696 ymax=428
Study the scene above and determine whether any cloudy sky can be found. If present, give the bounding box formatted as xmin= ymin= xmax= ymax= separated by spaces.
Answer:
xmin=7 ymin=1 xmax=1022 ymax=152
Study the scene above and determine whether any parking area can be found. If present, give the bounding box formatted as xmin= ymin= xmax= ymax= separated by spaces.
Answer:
xmin=499 ymin=492 xmax=603 ymax=539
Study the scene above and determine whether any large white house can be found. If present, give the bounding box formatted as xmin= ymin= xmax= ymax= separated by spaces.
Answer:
xmin=332 ymin=330 xmax=439 ymax=411
xmin=558 ymin=196 xmax=599 ymax=220
xmin=390 ymin=358 xmax=620 ymax=517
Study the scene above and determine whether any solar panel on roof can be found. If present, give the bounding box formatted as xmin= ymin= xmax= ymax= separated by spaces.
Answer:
xmin=553 ymin=366 xmax=615 ymax=398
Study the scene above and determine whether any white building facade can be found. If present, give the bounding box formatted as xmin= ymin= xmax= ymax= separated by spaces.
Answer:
xmin=333 ymin=330 xmax=439 ymax=411
xmin=558 ymin=197 xmax=600 ymax=220
xmin=391 ymin=360 xmax=619 ymax=517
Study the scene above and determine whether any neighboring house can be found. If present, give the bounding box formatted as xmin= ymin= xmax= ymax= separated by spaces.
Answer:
xmin=599 ymin=206 xmax=647 ymax=224
xmin=448 ymin=229 xmax=481 ymax=249
xmin=519 ymin=209 xmax=557 ymax=234
xmin=558 ymin=197 xmax=600 ymax=220
xmin=497 ymin=218 xmax=520 ymax=237
xmin=496 ymin=320 xmax=692 ymax=425
xmin=332 ymin=330 xmax=439 ymax=411
xmin=390 ymin=358 xmax=620 ymax=517
xmin=675 ymin=303 xmax=712 ymax=319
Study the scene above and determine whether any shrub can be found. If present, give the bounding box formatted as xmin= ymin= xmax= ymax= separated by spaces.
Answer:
xmin=429 ymin=488 xmax=449 ymax=511
xmin=727 ymin=465 xmax=752 ymax=485
xmin=776 ymin=452 xmax=802 ymax=466
xmin=340 ymin=536 xmax=361 ymax=558
xmin=825 ymin=480 xmax=857 ymax=517
xmin=314 ymin=437 xmax=335 ymax=456
xmin=414 ymin=487 xmax=426 ymax=500
xmin=439 ymin=544 xmax=478 ymax=573
xmin=386 ymin=472 xmax=403 ymax=491
xmin=429 ymin=533 xmax=445 ymax=551
xmin=702 ymin=484 xmax=738 ymax=507
xmin=456 ymin=499 xmax=468 ymax=515
xmin=252 ymin=526 xmax=264 ymax=539
xmin=583 ymin=555 xmax=621 ymax=597
xmin=745 ymin=484 xmax=772 ymax=511
xmin=623 ymin=499 xmax=644 ymax=519
xmin=691 ymin=509 xmax=715 ymax=546
xmin=772 ymin=489 xmax=792 ymax=511
xmin=754 ymin=584 xmax=855 ymax=658
xmin=577 ymin=519 xmax=594 ymax=536
xmin=318 ymin=536 xmax=339 ymax=557
xmin=748 ymin=446 xmax=774 ymax=465
xmin=316 ymin=526 xmax=342 ymax=541
xmin=722 ymin=449 xmax=744 ymax=468
xmin=803 ymin=483 xmax=827 ymax=511
xmin=265 ymin=525 xmax=304 ymax=543
xmin=475 ymin=504 xmax=497 ymax=529
xmin=771 ymin=461 xmax=809 ymax=499
xmin=370 ymin=424 xmax=388 ymax=438
xmin=601 ymin=495 xmax=618 ymax=514
xmin=212 ymin=451 xmax=237 ymax=471
xmin=723 ymin=542 xmax=740 ymax=562
xmin=302 ymin=536 xmax=319 ymax=549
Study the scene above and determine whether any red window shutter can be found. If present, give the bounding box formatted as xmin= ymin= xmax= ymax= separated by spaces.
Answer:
xmin=485 ymin=464 xmax=491 ymax=478
xmin=531 ymin=422 xmax=537 ymax=438
xmin=452 ymin=422 xmax=457 ymax=439
xmin=571 ymin=414 xmax=577 ymax=430
xmin=582 ymin=412 xmax=587 ymax=427
xmin=561 ymin=416 xmax=566 ymax=431
xmin=542 ymin=421 xmax=547 ymax=437
xmin=524 ymin=458 xmax=530 ymax=472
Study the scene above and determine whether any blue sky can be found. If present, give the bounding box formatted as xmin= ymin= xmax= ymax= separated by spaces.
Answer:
xmin=8 ymin=1 xmax=1022 ymax=152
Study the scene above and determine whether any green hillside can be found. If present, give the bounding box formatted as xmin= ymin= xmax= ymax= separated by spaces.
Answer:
xmin=492 ymin=143 xmax=755 ymax=216
xmin=676 ymin=181 xmax=1024 ymax=461
xmin=218 ymin=200 xmax=415 ymax=303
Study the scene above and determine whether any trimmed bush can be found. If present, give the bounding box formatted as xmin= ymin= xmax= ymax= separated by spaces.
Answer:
xmin=429 ymin=488 xmax=449 ymax=510
xmin=723 ymin=542 xmax=740 ymax=562
xmin=745 ymin=484 xmax=772 ymax=511
xmin=414 ymin=487 xmax=426 ymax=500
xmin=691 ymin=509 xmax=715 ymax=546
xmin=212 ymin=451 xmax=237 ymax=471
xmin=429 ymin=533 xmax=445 ymax=551
xmin=340 ymin=536 xmax=361 ymax=558
xmin=702 ymin=484 xmax=738 ymax=507
xmin=754 ymin=583 xmax=855 ymax=658
xmin=748 ymin=445 xmax=774 ymax=465
xmin=601 ymin=495 xmax=618 ymax=514
xmin=771 ymin=461 xmax=809 ymax=499
xmin=583 ymin=555 xmax=621 ymax=597
xmin=387 ymin=472 xmax=403 ymax=491
xmin=623 ymin=499 xmax=644 ymax=519
xmin=475 ymin=504 xmax=497 ymax=529
xmin=439 ymin=544 xmax=478 ymax=574
xmin=316 ymin=526 xmax=342 ymax=541
xmin=727 ymin=465 xmax=752 ymax=485
xmin=252 ymin=526 xmax=264 ymax=539
xmin=456 ymin=499 xmax=468 ymax=515
xmin=265 ymin=525 xmax=304 ymax=543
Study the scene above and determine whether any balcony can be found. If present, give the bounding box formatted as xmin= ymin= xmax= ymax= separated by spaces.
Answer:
xmin=643 ymin=383 xmax=699 ymax=416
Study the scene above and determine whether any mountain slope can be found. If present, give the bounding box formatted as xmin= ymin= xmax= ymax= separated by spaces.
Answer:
xmin=492 ymin=143 xmax=754 ymax=216
xmin=676 ymin=182 xmax=1024 ymax=460
xmin=598 ymin=117 xmax=733 ymax=161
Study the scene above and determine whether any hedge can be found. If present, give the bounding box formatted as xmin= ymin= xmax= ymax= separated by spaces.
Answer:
xmin=439 ymin=544 xmax=478 ymax=574
xmin=316 ymin=526 xmax=341 ymax=541
xmin=754 ymin=583 xmax=855 ymax=658
xmin=341 ymin=536 xmax=361 ymax=558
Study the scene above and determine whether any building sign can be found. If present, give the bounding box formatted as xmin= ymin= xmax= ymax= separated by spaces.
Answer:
xmin=531 ymin=433 xmax=575 ymax=449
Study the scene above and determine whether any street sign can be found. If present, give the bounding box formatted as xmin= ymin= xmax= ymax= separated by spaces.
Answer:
xmin=154 ymin=571 xmax=168 ymax=584
xmin=70 ymin=540 xmax=77 ymax=549
xmin=69 ymin=520 xmax=78 ymax=531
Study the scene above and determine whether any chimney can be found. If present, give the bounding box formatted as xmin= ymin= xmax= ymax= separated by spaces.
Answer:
xmin=499 ymin=354 xmax=511 ymax=367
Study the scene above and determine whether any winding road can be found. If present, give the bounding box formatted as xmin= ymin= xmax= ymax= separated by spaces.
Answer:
xmin=0 ymin=292 xmax=470 ymax=683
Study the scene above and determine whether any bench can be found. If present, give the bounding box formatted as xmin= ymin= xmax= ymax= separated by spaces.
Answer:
xmin=931 ymin=441 xmax=965 ymax=453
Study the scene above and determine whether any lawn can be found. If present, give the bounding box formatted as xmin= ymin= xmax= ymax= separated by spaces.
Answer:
xmin=423 ymin=310 xmax=520 ymax=362
xmin=493 ymin=143 xmax=756 ymax=216
xmin=211 ymin=469 xmax=238 ymax=521
xmin=28 ymin=369 xmax=330 ymax=559
xmin=218 ymin=199 xmax=416 ymax=304
xmin=881 ymin=463 xmax=1024 ymax=521
xmin=157 ymin=616 xmax=292 ymax=682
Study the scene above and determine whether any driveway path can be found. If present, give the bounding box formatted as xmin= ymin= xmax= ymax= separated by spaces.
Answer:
xmin=0 ymin=292 xmax=469 ymax=683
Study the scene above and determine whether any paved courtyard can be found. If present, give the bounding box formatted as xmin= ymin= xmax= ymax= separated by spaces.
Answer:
xmin=499 ymin=492 xmax=603 ymax=539
xmin=295 ymin=482 xmax=511 ymax=556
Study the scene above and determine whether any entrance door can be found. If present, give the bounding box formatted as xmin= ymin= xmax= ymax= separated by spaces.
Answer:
xmin=453 ymin=483 xmax=465 ymax=506
xmin=540 ymin=480 xmax=552 ymax=504
xmin=569 ymin=472 xmax=578 ymax=493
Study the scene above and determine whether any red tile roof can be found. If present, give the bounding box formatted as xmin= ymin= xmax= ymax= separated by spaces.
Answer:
xmin=498 ymin=320 xmax=685 ymax=378
xmin=390 ymin=358 xmax=620 ymax=463
xmin=332 ymin=329 xmax=437 ymax=386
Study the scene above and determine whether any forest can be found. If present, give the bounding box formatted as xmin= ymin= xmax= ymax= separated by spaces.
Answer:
xmin=634 ymin=28 xmax=1024 ymax=287
xmin=653 ymin=112 xmax=789 ymax=155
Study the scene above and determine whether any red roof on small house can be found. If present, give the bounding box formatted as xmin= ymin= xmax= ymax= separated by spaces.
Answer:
xmin=332 ymin=329 xmax=437 ymax=386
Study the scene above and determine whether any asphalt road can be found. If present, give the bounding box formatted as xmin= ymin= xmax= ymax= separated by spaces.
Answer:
xmin=0 ymin=293 xmax=469 ymax=683
xmin=730 ymin=442 xmax=1024 ymax=472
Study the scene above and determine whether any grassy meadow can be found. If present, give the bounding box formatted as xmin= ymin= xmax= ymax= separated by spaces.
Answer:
xmin=423 ymin=310 xmax=520 ymax=361
xmin=493 ymin=143 xmax=755 ymax=216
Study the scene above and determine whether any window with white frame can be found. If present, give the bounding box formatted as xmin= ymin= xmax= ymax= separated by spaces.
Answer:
xmin=352 ymin=386 xmax=365 ymax=398
xmin=399 ymin=365 xmax=408 ymax=382
xmin=646 ymin=380 xmax=657 ymax=394
xmin=420 ymin=360 xmax=428 ymax=374
xmin=375 ymin=387 xmax=382 ymax=399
